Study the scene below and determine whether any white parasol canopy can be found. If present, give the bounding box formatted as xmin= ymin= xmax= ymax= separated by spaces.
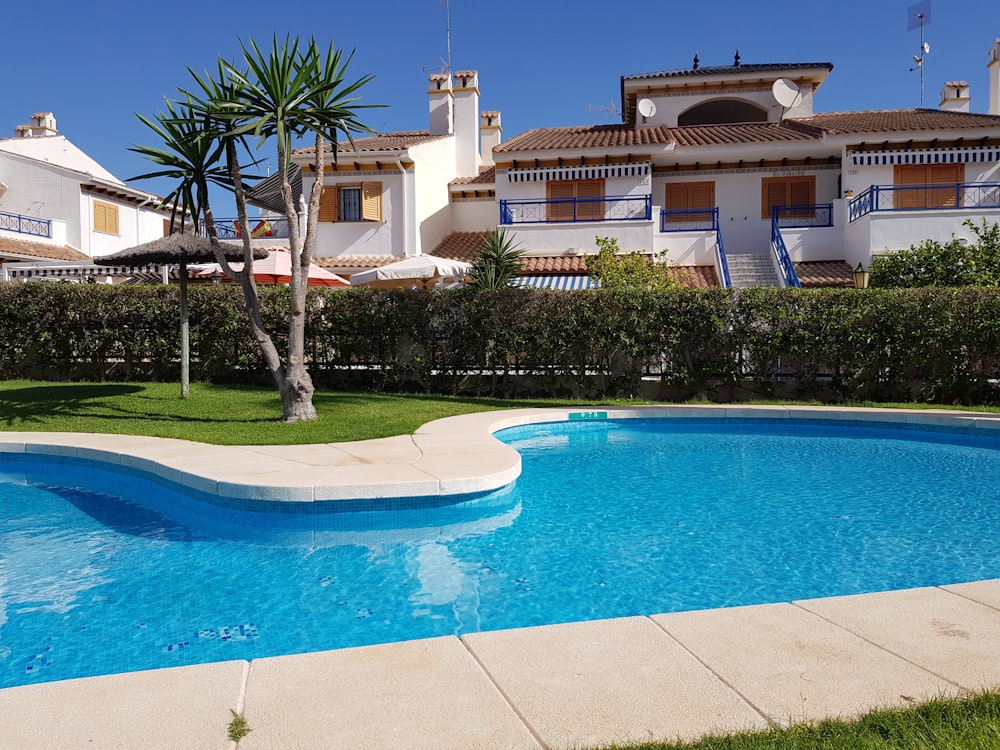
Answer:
xmin=350 ymin=255 xmax=472 ymax=289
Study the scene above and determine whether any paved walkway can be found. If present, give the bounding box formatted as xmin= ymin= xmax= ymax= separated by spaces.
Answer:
xmin=2 ymin=406 xmax=999 ymax=749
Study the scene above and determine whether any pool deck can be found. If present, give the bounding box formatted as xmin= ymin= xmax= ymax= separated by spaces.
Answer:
xmin=2 ymin=405 xmax=1000 ymax=749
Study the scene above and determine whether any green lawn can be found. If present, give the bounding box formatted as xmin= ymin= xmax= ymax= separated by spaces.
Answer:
xmin=595 ymin=691 xmax=1000 ymax=750
xmin=0 ymin=380 xmax=997 ymax=446
xmin=0 ymin=380 xmax=606 ymax=445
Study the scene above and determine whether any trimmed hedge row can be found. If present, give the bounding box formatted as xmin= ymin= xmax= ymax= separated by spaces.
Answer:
xmin=2 ymin=283 xmax=999 ymax=404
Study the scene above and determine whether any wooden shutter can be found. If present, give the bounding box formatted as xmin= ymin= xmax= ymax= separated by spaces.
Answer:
xmin=547 ymin=181 xmax=576 ymax=221
xmin=361 ymin=182 xmax=382 ymax=222
xmin=318 ymin=186 xmax=339 ymax=222
xmin=894 ymin=165 xmax=926 ymax=209
xmin=575 ymin=179 xmax=605 ymax=221
xmin=929 ymin=164 xmax=963 ymax=208
xmin=788 ymin=177 xmax=815 ymax=218
xmin=761 ymin=176 xmax=814 ymax=218
xmin=93 ymin=201 xmax=119 ymax=235
xmin=665 ymin=182 xmax=714 ymax=223
xmin=761 ymin=178 xmax=788 ymax=219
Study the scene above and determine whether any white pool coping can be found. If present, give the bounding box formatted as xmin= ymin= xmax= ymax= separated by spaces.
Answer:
xmin=1 ymin=404 xmax=999 ymax=505
xmin=3 ymin=405 xmax=1000 ymax=749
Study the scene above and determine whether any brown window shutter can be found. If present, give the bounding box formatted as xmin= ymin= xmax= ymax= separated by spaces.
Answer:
xmin=664 ymin=183 xmax=691 ymax=212
xmin=318 ymin=186 xmax=339 ymax=222
xmin=361 ymin=182 xmax=382 ymax=222
xmin=762 ymin=178 xmax=788 ymax=219
xmin=94 ymin=201 xmax=119 ymax=235
xmin=575 ymin=179 xmax=605 ymax=221
xmin=929 ymin=164 xmax=964 ymax=207
xmin=789 ymin=177 xmax=815 ymax=218
xmin=689 ymin=181 xmax=715 ymax=223
xmin=547 ymin=181 xmax=576 ymax=221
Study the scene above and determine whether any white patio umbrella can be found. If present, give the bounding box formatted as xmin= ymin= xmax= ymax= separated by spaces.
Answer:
xmin=350 ymin=255 xmax=472 ymax=290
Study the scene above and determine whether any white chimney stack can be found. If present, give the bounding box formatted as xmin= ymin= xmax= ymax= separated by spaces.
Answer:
xmin=452 ymin=70 xmax=481 ymax=178
xmin=480 ymin=110 xmax=502 ymax=166
xmin=428 ymin=73 xmax=453 ymax=136
xmin=14 ymin=112 xmax=57 ymax=138
xmin=939 ymin=81 xmax=971 ymax=112
xmin=989 ymin=39 xmax=1000 ymax=115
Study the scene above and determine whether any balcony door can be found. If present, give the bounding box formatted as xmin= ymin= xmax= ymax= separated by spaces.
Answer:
xmin=547 ymin=179 xmax=605 ymax=222
xmin=893 ymin=164 xmax=964 ymax=209
xmin=664 ymin=181 xmax=715 ymax=224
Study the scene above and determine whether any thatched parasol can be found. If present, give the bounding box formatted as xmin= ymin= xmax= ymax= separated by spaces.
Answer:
xmin=95 ymin=234 xmax=266 ymax=397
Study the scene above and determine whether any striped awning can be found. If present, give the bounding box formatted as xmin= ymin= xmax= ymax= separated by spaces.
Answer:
xmin=506 ymin=163 xmax=651 ymax=183
xmin=5 ymin=264 xmax=178 ymax=281
xmin=513 ymin=275 xmax=599 ymax=290
xmin=848 ymin=146 xmax=1000 ymax=167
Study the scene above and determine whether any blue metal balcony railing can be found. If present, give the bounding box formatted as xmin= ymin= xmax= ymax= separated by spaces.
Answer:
xmin=771 ymin=218 xmax=802 ymax=288
xmin=772 ymin=203 xmax=833 ymax=228
xmin=715 ymin=222 xmax=732 ymax=289
xmin=0 ymin=210 xmax=52 ymax=238
xmin=849 ymin=182 xmax=1000 ymax=222
xmin=660 ymin=206 xmax=719 ymax=233
xmin=201 ymin=217 xmax=291 ymax=239
xmin=499 ymin=194 xmax=652 ymax=225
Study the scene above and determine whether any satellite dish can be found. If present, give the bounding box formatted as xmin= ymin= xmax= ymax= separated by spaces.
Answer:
xmin=772 ymin=78 xmax=803 ymax=109
xmin=637 ymin=98 xmax=657 ymax=120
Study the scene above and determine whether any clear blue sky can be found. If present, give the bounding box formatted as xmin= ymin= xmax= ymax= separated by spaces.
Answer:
xmin=4 ymin=0 xmax=998 ymax=208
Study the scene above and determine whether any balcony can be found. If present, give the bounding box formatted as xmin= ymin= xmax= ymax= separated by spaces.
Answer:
xmin=849 ymin=182 xmax=1000 ymax=222
xmin=660 ymin=207 xmax=718 ymax=233
xmin=772 ymin=204 xmax=833 ymax=228
xmin=202 ymin=217 xmax=291 ymax=239
xmin=0 ymin=210 xmax=51 ymax=239
xmin=500 ymin=194 xmax=652 ymax=225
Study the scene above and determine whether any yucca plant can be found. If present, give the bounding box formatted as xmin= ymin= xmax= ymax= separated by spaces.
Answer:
xmin=469 ymin=228 xmax=525 ymax=291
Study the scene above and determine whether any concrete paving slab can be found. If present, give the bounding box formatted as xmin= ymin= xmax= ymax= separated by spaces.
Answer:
xmin=0 ymin=660 xmax=246 ymax=750
xmin=942 ymin=578 xmax=1000 ymax=609
xmin=462 ymin=617 xmax=768 ymax=749
xmin=653 ymin=603 xmax=957 ymax=726
xmin=240 ymin=636 xmax=539 ymax=750
xmin=798 ymin=587 xmax=1000 ymax=690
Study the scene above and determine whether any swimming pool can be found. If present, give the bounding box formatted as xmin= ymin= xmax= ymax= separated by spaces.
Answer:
xmin=2 ymin=414 xmax=1000 ymax=688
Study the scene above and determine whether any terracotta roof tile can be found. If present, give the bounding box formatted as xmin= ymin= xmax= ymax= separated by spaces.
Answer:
xmin=496 ymin=125 xmax=674 ymax=153
xmin=0 ymin=236 xmax=89 ymax=262
xmin=432 ymin=231 xmax=491 ymax=262
xmin=623 ymin=62 xmax=833 ymax=81
xmin=450 ymin=166 xmax=497 ymax=186
xmin=293 ymin=131 xmax=451 ymax=156
xmin=312 ymin=255 xmax=400 ymax=269
xmin=520 ymin=255 xmax=590 ymax=274
xmin=791 ymin=109 xmax=1000 ymax=135
xmin=668 ymin=265 xmax=719 ymax=288
xmin=795 ymin=260 xmax=855 ymax=288
xmin=669 ymin=122 xmax=821 ymax=146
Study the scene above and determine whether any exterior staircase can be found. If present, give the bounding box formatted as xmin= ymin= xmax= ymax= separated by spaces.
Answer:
xmin=725 ymin=253 xmax=780 ymax=288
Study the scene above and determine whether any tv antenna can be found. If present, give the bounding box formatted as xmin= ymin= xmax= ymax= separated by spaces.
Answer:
xmin=587 ymin=101 xmax=620 ymax=119
xmin=907 ymin=0 xmax=932 ymax=107
xmin=422 ymin=1 xmax=453 ymax=75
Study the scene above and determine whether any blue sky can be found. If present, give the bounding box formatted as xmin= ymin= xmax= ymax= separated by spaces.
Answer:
xmin=3 ymin=0 xmax=998 ymax=208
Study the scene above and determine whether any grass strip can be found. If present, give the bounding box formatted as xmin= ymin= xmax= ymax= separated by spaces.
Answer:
xmin=594 ymin=691 xmax=1000 ymax=750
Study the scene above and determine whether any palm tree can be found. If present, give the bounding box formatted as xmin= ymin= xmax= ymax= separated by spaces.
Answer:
xmin=469 ymin=228 xmax=525 ymax=290
xmin=135 ymin=35 xmax=379 ymax=422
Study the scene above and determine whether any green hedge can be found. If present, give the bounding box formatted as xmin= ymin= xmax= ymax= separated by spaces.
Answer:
xmin=2 ymin=283 xmax=999 ymax=404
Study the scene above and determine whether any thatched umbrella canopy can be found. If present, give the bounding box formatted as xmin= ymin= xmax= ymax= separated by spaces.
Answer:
xmin=95 ymin=234 xmax=267 ymax=397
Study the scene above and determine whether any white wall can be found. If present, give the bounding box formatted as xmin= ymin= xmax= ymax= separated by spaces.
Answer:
xmin=508 ymin=221 xmax=654 ymax=256
xmin=652 ymin=228 xmax=718 ymax=266
xmin=412 ymin=137 xmax=457 ymax=255
xmin=450 ymin=198 xmax=497 ymax=232
xmin=305 ymin=169 xmax=406 ymax=258
xmin=79 ymin=194 xmax=165 ymax=258
xmin=0 ymin=152 xmax=82 ymax=247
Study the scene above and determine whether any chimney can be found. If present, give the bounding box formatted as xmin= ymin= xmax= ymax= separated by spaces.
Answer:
xmin=989 ymin=38 xmax=1000 ymax=115
xmin=428 ymin=73 xmax=453 ymax=136
xmin=939 ymin=81 xmax=971 ymax=112
xmin=453 ymin=70 xmax=481 ymax=177
xmin=480 ymin=111 xmax=502 ymax=166
xmin=14 ymin=112 xmax=57 ymax=138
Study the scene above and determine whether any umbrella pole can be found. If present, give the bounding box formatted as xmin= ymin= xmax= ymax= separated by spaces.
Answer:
xmin=179 ymin=261 xmax=190 ymax=398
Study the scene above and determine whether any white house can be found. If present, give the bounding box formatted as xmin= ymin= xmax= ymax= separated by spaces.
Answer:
xmin=0 ymin=112 xmax=171 ymax=279
xmin=431 ymin=41 xmax=1000 ymax=289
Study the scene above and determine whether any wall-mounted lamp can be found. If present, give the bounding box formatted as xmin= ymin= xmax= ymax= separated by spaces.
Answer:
xmin=211 ymin=269 xmax=223 ymax=286
xmin=852 ymin=263 xmax=870 ymax=290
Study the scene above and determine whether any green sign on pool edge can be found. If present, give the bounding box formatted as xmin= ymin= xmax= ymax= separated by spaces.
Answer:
xmin=568 ymin=411 xmax=608 ymax=421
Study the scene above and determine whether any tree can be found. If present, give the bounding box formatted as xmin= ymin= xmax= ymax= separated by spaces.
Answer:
xmin=585 ymin=236 xmax=676 ymax=292
xmin=870 ymin=219 xmax=1000 ymax=288
xmin=468 ymin=228 xmax=524 ymax=290
xmin=134 ymin=36 xmax=379 ymax=422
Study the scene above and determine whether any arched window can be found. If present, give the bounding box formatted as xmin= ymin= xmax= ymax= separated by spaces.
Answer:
xmin=678 ymin=99 xmax=768 ymax=126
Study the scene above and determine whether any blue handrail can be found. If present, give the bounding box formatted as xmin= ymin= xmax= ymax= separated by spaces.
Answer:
xmin=0 ymin=210 xmax=51 ymax=238
xmin=849 ymin=181 xmax=1000 ymax=222
xmin=715 ymin=216 xmax=732 ymax=289
xmin=499 ymin=194 xmax=651 ymax=225
xmin=659 ymin=206 xmax=718 ymax=232
xmin=770 ymin=212 xmax=802 ymax=288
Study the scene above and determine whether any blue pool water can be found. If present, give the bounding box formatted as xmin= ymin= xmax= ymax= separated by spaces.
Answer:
xmin=2 ymin=417 xmax=1000 ymax=688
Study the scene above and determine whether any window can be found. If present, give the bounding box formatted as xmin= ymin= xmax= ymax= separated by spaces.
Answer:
xmin=546 ymin=179 xmax=605 ymax=222
xmin=93 ymin=200 xmax=119 ymax=235
xmin=664 ymin=181 xmax=715 ymax=223
xmin=894 ymin=164 xmax=964 ymax=209
xmin=761 ymin=176 xmax=815 ymax=219
xmin=319 ymin=182 xmax=382 ymax=222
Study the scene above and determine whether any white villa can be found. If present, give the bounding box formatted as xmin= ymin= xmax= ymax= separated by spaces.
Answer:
xmin=0 ymin=112 xmax=171 ymax=281
xmin=285 ymin=39 xmax=1000 ymax=289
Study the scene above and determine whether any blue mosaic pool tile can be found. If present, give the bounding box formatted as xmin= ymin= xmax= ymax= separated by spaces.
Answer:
xmin=162 ymin=640 xmax=190 ymax=653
